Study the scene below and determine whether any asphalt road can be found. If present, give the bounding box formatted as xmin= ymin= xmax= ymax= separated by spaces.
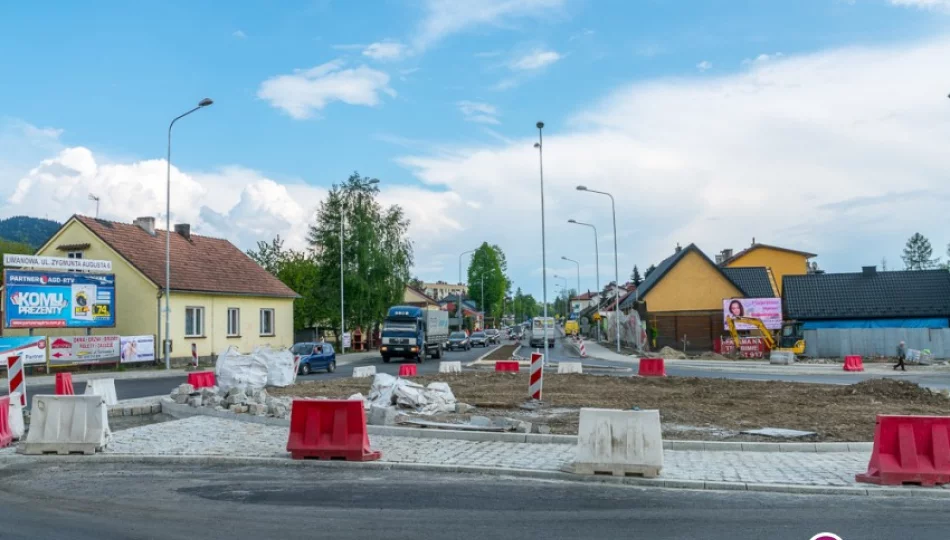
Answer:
xmin=0 ymin=462 xmax=947 ymax=539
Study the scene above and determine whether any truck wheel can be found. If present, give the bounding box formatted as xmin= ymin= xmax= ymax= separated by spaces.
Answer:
xmin=382 ymin=355 xmax=391 ymax=363
xmin=416 ymin=353 xmax=425 ymax=364
xmin=433 ymin=344 xmax=443 ymax=359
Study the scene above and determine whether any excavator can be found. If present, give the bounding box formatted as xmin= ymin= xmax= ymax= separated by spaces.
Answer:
xmin=726 ymin=316 xmax=805 ymax=355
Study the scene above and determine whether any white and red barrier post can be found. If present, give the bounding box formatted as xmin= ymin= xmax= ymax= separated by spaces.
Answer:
xmin=6 ymin=355 xmax=26 ymax=407
xmin=529 ymin=352 xmax=543 ymax=401
xmin=578 ymin=337 xmax=587 ymax=358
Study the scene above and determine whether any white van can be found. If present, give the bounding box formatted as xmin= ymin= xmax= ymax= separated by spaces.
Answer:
xmin=529 ymin=317 xmax=556 ymax=348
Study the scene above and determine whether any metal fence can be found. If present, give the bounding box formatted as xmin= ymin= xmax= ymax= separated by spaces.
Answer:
xmin=803 ymin=328 xmax=950 ymax=359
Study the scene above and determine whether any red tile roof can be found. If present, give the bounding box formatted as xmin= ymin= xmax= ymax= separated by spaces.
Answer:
xmin=73 ymin=215 xmax=298 ymax=298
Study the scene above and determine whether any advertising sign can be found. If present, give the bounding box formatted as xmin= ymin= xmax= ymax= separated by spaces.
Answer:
xmin=342 ymin=332 xmax=352 ymax=348
xmin=48 ymin=335 xmax=120 ymax=365
xmin=3 ymin=254 xmax=112 ymax=272
xmin=715 ymin=336 xmax=767 ymax=359
xmin=723 ymin=297 xmax=782 ymax=330
xmin=0 ymin=336 xmax=47 ymax=366
xmin=4 ymin=270 xmax=116 ymax=328
xmin=120 ymin=335 xmax=155 ymax=364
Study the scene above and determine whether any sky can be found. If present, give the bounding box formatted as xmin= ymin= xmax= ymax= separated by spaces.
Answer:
xmin=2 ymin=0 xmax=950 ymax=300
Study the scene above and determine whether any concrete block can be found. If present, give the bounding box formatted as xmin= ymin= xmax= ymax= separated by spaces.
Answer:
xmin=368 ymin=405 xmax=399 ymax=426
xmin=186 ymin=396 xmax=202 ymax=408
xmin=779 ymin=443 xmax=817 ymax=453
xmin=353 ymin=366 xmax=377 ymax=378
xmin=132 ymin=406 xmax=149 ymax=416
xmin=229 ymin=404 xmax=248 ymax=414
xmin=226 ymin=392 xmax=247 ymax=406
xmin=439 ymin=361 xmax=462 ymax=374
xmin=150 ymin=404 xmax=161 ymax=414
xmin=247 ymin=403 xmax=265 ymax=416
xmin=173 ymin=393 xmax=189 ymax=405
xmin=664 ymin=440 xmax=705 ymax=451
xmin=847 ymin=442 xmax=874 ymax=453
xmin=815 ymin=443 xmax=852 ymax=453
xmin=740 ymin=442 xmax=782 ymax=452
xmin=20 ymin=395 xmax=111 ymax=455
xmin=84 ymin=379 xmax=118 ymax=406
xmin=573 ymin=408 xmax=663 ymax=477
xmin=557 ymin=362 xmax=583 ymax=374
xmin=175 ymin=383 xmax=196 ymax=396
xmin=703 ymin=481 xmax=748 ymax=491
xmin=769 ymin=351 xmax=795 ymax=365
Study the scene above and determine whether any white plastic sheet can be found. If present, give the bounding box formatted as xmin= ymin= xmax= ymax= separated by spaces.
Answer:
xmin=254 ymin=346 xmax=295 ymax=387
xmin=215 ymin=346 xmax=268 ymax=393
xmin=366 ymin=373 xmax=456 ymax=415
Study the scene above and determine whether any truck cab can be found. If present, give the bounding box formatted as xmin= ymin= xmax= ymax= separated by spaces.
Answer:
xmin=380 ymin=305 xmax=448 ymax=364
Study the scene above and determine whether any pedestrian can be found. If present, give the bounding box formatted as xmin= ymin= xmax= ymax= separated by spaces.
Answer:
xmin=894 ymin=340 xmax=907 ymax=371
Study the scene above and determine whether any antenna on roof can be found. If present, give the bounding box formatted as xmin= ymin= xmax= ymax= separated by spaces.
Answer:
xmin=752 ymin=237 xmax=756 ymax=245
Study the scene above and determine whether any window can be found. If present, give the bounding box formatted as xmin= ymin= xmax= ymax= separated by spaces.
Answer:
xmin=260 ymin=308 xmax=275 ymax=336
xmin=66 ymin=251 xmax=83 ymax=259
xmin=227 ymin=308 xmax=240 ymax=337
xmin=185 ymin=307 xmax=205 ymax=337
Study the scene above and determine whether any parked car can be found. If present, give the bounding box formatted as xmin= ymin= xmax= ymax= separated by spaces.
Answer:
xmin=292 ymin=342 xmax=337 ymax=375
xmin=484 ymin=329 xmax=500 ymax=344
xmin=447 ymin=331 xmax=471 ymax=351
xmin=470 ymin=331 xmax=489 ymax=347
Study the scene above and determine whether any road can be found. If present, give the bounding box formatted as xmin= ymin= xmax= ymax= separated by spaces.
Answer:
xmin=0 ymin=462 xmax=947 ymax=539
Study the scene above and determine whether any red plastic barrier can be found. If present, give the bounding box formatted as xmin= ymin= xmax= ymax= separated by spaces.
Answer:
xmin=856 ymin=415 xmax=950 ymax=487
xmin=843 ymin=355 xmax=865 ymax=372
xmin=55 ymin=372 xmax=74 ymax=395
xmin=495 ymin=361 xmax=520 ymax=373
xmin=0 ymin=396 xmax=12 ymax=449
xmin=286 ymin=399 xmax=381 ymax=461
xmin=187 ymin=371 xmax=216 ymax=389
xmin=398 ymin=364 xmax=417 ymax=377
xmin=638 ymin=358 xmax=667 ymax=377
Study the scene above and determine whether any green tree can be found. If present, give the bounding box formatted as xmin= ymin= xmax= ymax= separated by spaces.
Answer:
xmin=0 ymin=238 xmax=33 ymax=270
xmin=307 ymin=172 xmax=413 ymax=344
xmin=466 ymin=243 xmax=510 ymax=322
xmin=408 ymin=276 xmax=425 ymax=290
xmin=247 ymin=235 xmax=287 ymax=275
xmin=247 ymin=236 xmax=321 ymax=332
xmin=645 ymin=264 xmax=657 ymax=278
xmin=902 ymin=233 xmax=939 ymax=270
xmin=630 ymin=265 xmax=643 ymax=286
xmin=511 ymin=287 xmax=540 ymax=322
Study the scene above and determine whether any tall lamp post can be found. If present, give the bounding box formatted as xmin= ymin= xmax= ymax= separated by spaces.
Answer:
xmin=553 ymin=275 xmax=568 ymax=318
xmin=164 ymin=97 xmax=213 ymax=370
xmin=534 ymin=121 xmax=549 ymax=365
xmin=567 ymin=219 xmax=600 ymax=341
xmin=561 ymin=256 xmax=580 ymax=295
xmin=340 ymin=177 xmax=379 ymax=354
xmin=576 ymin=185 xmax=622 ymax=353
xmin=458 ymin=249 xmax=477 ymax=330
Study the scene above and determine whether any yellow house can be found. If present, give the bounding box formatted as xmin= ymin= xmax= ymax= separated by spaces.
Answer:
xmin=403 ymin=286 xmax=441 ymax=309
xmin=621 ymin=244 xmax=776 ymax=350
xmin=720 ymin=243 xmax=816 ymax=294
xmin=5 ymin=215 xmax=298 ymax=361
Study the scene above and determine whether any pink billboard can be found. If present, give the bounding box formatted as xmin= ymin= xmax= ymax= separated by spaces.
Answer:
xmin=723 ymin=297 xmax=783 ymax=330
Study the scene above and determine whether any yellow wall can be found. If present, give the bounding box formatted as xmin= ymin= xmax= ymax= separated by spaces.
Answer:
xmin=725 ymin=247 xmax=810 ymax=294
xmin=644 ymin=250 xmax=743 ymax=312
xmin=169 ymin=293 xmax=295 ymax=357
xmin=5 ymin=219 xmax=160 ymax=341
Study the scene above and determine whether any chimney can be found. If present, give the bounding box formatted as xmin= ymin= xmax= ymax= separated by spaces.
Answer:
xmin=674 ymin=243 xmax=682 ymax=253
xmin=862 ymin=266 xmax=877 ymax=277
xmin=174 ymin=223 xmax=191 ymax=240
xmin=134 ymin=216 xmax=156 ymax=236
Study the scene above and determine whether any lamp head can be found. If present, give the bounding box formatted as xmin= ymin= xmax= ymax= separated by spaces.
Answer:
xmin=198 ymin=98 xmax=213 ymax=107
xmin=536 ymin=121 xmax=544 ymax=129
xmin=576 ymin=185 xmax=588 ymax=191
xmin=567 ymin=219 xmax=576 ymax=223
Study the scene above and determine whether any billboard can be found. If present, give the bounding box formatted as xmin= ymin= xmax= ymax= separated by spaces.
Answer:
xmin=48 ymin=335 xmax=120 ymax=365
xmin=4 ymin=270 xmax=116 ymax=328
xmin=0 ymin=336 xmax=47 ymax=366
xmin=120 ymin=335 xmax=155 ymax=363
xmin=723 ymin=297 xmax=783 ymax=330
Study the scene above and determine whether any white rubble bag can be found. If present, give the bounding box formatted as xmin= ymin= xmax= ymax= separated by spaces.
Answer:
xmin=8 ymin=392 xmax=25 ymax=439
xmin=215 ymin=346 xmax=268 ymax=393
xmin=365 ymin=373 xmax=457 ymax=415
xmin=253 ymin=346 xmax=295 ymax=387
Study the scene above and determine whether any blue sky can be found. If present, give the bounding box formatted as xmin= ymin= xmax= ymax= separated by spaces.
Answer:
xmin=2 ymin=0 xmax=950 ymax=299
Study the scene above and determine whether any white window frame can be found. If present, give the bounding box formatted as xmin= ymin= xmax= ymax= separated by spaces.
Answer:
xmin=227 ymin=308 xmax=240 ymax=337
xmin=66 ymin=251 xmax=84 ymax=259
xmin=185 ymin=306 xmax=205 ymax=338
xmin=260 ymin=308 xmax=275 ymax=336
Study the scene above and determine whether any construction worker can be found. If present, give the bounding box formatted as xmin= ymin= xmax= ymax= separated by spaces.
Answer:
xmin=894 ymin=341 xmax=907 ymax=371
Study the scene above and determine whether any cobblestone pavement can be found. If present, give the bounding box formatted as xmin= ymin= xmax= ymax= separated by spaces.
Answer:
xmin=26 ymin=415 xmax=882 ymax=488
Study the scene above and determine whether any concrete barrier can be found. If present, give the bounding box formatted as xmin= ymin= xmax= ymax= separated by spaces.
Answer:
xmin=557 ymin=362 xmax=583 ymax=374
xmin=8 ymin=392 xmax=24 ymax=440
xmin=20 ymin=395 xmax=111 ymax=455
xmin=352 ymin=366 xmax=377 ymax=378
xmin=439 ymin=361 xmax=462 ymax=374
xmin=84 ymin=378 xmax=118 ymax=406
xmin=571 ymin=408 xmax=663 ymax=477
xmin=769 ymin=351 xmax=795 ymax=365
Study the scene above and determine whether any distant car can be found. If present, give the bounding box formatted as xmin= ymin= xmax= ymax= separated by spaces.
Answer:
xmin=484 ymin=329 xmax=500 ymax=344
xmin=447 ymin=331 xmax=471 ymax=351
xmin=292 ymin=342 xmax=337 ymax=375
xmin=470 ymin=331 xmax=489 ymax=347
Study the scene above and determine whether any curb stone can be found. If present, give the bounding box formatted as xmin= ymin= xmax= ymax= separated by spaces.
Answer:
xmin=6 ymin=453 xmax=946 ymax=499
xmin=160 ymin=398 xmax=872 ymax=452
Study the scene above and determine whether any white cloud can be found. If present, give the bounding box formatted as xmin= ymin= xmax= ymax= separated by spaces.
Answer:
xmin=742 ymin=52 xmax=783 ymax=66
xmin=257 ymin=60 xmax=395 ymax=119
xmin=413 ymin=0 xmax=565 ymax=51
xmin=458 ymin=101 xmax=500 ymax=124
xmin=232 ymin=30 xmax=247 ymax=39
xmin=890 ymin=0 xmax=950 ymax=10
xmin=696 ymin=60 xmax=712 ymax=72
xmin=363 ymin=41 xmax=407 ymax=61
xmin=510 ymin=49 xmax=562 ymax=70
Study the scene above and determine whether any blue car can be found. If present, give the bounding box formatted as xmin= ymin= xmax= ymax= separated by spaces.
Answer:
xmin=292 ymin=342 xmax=337 ymax=375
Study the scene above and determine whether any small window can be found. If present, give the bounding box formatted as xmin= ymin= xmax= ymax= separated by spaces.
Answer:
xmin=66 ymin=251 xmax=84 ymax=259
xmin=260 ymin=308 xmax=275 ymax=336
xmin=227 ymin=308 xmax=240 ymax=337
xmin=185 ymin=307 xmax=205 ymax=337
xmin=323 ymin=344 xmax=334 ymax=355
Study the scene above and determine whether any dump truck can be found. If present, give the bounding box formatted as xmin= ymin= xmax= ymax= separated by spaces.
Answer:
xmin=380 ymin=306 xmax=449 ymax=363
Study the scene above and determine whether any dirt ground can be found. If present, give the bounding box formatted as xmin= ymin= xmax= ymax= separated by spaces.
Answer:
xmin=483 ymin=344 xmax=519 ymax=360
xmin=269 ymin=373 xmax=950 ymax=442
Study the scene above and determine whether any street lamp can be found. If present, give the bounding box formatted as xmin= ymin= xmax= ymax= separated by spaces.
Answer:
xmin=568 ymin=218 xmax=600 ymax=341
xmin=534 ymin=121 xmax=549 ymax=366
xmin=553 ymin=275 xmax=568 ymax=318
xmin=561 ymin=256 xmax=580 ymax=294
xmin=164 ymin=97 xmax=213 ymax=370
xmin=340 ymin=177 xmax=379 ymax=354
xmin=458 ymin=249 xmax=477 ymax=330
xmin=576 ymin=184 xmax=623 ymax=354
